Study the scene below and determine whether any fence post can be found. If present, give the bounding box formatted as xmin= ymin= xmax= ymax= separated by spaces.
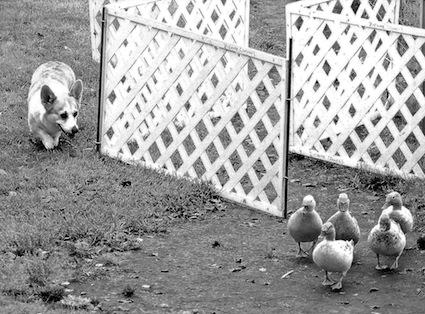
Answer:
xmin=421 ymin=1 xmax=425 ymax=134
xmin=97 ymin=6 xmax=108 ymax=153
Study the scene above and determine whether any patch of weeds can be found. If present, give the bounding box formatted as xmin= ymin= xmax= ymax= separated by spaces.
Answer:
xmin=350 ymin=169 xmax=403 ymax=192
xmin=26 ymin=259 xmax=52 ymax=287
xmin=122 ymin=284 xmax=136 ymax=298
xmin=2 ymin=286 xmax=34 ymax=303
xmin=68 ymin=264 xmax=109 ymax=284
xmin=264 ymin=248 xmax=278 ymax=259
xmin=65 ymin=241 xmax=93 ymax=259
xmin=37 ymin=284 xmax=65 ymax=303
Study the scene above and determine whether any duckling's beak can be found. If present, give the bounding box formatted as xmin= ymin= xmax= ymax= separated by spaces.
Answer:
xmin=381 ymin=202 xmax=390 ymax=210
xmin=340 ymin=202 xmax=348 ymax=212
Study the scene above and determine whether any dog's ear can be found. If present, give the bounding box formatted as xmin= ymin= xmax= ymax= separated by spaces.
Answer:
xmin=40 ymin=85 xmax=57 ymax=110
xmin=69 ymin=79 xmax=83 ymax=102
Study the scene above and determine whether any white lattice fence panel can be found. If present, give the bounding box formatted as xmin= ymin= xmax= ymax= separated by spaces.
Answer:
xmin=99 ymin=5 xmax=286 ymax=216
xmin=89 ymin=0 xmax=249 ymax=62
xmin=287 ymin=2 xmax=425 ymax=178
xmin=292 ymin=0 xmax=400 ymax=23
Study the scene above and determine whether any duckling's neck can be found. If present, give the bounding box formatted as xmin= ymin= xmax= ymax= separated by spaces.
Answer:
xmin=303 ymin=206 xmax=313 ymax=213
xmin=391 ymin=203 xmax=402 ymax=210
xmin=324 ymin=232 xmax=336 ymax=241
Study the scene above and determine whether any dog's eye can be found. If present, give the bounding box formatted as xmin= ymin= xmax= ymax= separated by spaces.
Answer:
xmin=73 ymin=112 xmax=78 ymax=118
xmin=60 ymin=113 xmax=68 ymax=119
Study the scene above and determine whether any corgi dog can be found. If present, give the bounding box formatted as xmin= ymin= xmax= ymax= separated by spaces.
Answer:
xmin=28 ymin=61 xmax=83 ymax=149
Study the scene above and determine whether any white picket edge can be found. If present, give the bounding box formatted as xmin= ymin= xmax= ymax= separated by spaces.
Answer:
xmin=290 ymin=145 xmax=416 ymax=180
xmin=287 ymin=3 xmax=425 ymax=38
xmin=105 ymin=5 xmax=284 ymax=66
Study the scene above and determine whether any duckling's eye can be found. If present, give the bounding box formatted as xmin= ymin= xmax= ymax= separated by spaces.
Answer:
xmin=73 ymin=112 xmax=78 ymax=118
xmin=60 ymin=113 xmax=68 ymax=119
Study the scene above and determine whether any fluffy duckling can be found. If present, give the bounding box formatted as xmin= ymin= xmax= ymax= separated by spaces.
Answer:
xmin=367 ymin=212 xmax=406 ymax=270
xmin=326 ymin=193 xmax=360 ymax=245
xmin=381 ymin=191 xmax=413 ymax=234
xmin=312 ymin=222 xmax=354 ymax=290
xmin=287 ymin=195 xmax=323 ymax=257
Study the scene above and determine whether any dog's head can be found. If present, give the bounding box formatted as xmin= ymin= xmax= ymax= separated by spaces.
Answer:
xmin=40 ymin=80 xmax=83 ymax=136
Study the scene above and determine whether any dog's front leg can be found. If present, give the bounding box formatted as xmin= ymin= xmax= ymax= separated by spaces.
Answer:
xmin=33 ymin=129 xmax=57 ymax=149
xmin=53 ymin=132 xmax=61 ymax=147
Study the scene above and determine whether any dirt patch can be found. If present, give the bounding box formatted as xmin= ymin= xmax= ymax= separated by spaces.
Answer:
xmin=67 ymin=155 xmax=425 ymax=313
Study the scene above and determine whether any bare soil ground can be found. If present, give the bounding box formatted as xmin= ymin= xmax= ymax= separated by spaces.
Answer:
xmin=32 ymin=1 xmax=425 ymax=313
xmin=68 ymin=158 xmax=425 ymax=314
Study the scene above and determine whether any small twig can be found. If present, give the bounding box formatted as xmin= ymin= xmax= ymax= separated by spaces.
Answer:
xmin=281 ymin=270 xmax=294 ymax=279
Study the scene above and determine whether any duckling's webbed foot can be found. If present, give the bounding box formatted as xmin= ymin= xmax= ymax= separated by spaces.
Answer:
xmin=296 ymin=243 xmax=309 ymax=257
xmin=390 ymin=253 xmax=402 ymax=270
xmin=331 ymin=281 xmax=343 ymax=290
xmin=375 ymin=254 xmax=389 ymax=270
xmin=331 ymin=273 xmax=345 ymax=290
xmin=375 ymin=264 xmax=389 ymax=270
xmin=322 ymin=271 xmax=335 ymax=286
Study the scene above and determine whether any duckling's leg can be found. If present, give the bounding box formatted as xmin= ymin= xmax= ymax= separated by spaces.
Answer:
xmin=389 ymin=249 xmax=403 ymax=270
xmin=375 ymin=254 xmax=388 ymax=270
xmin=331 ymin=271 xmax=346 ymax=290
xmin=296 ymin=243 xmax=309 ymax=257
xmin=322 ymin=271 xmax=335 ymax=286
xmin=309 ymin=239 xmax=318 ymax=255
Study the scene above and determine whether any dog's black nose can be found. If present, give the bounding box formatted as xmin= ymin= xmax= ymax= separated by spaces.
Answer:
xmin=71 ymin=126 xmax=79 ymax=134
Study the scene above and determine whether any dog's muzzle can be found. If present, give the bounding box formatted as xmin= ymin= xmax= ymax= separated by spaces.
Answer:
xmin=71 ymin=126 xmax=79 ymax=135
xmin=58 ymin=124 xmax=79 ymax=137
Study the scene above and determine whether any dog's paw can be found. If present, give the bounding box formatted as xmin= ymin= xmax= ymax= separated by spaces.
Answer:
xmin=42 ymin=138 xmax=56 ymax=150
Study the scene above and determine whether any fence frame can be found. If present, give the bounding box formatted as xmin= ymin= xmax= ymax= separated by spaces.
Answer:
xmin=286 ymin=0 xmax=425 ymax=179
xmin=96 ymin=1 xmax=289 ymax=217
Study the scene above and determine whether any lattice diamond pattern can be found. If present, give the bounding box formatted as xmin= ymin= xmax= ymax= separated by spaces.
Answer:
xmin=288 ymin=0 xmax=425 ymax=178
xmin=100 ymin=6 xmax=285 ymax=215
xmin=300 ymin=0 xmax=399 ymax=23
xmin=89 ymin=0 xmax=249 ymax=62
